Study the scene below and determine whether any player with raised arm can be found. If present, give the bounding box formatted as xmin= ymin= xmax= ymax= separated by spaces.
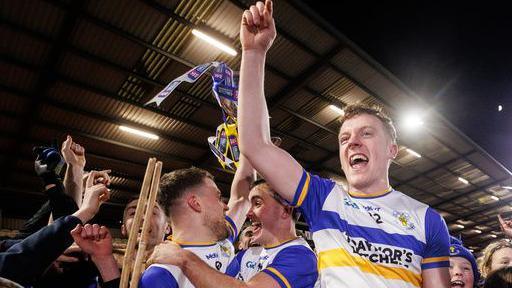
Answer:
xmin=237 ymin=1 xmax=450 ymax=287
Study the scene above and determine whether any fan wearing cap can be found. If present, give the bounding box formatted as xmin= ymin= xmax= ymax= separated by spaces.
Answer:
xmin=449 ymin=237 xmax=480 ymax=288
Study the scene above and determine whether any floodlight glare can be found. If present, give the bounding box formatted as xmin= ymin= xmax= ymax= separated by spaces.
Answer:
xmin=329 ymin=104 xmax=344 ymax=115
xmin=458 ymin=177 xmax=469 ymax=185
xmin=405 ymin=148 xmax=422 ymax=158
xmin=119 ymin=126 xmax=159 ymax=140
xmin=192 ymin=29 xmax=237 ymax=56
xmin=403 ymin=112 xmax=424 ymax=130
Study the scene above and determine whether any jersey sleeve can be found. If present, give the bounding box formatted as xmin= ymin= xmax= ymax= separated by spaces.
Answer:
xmin=288 ymin=170 xmax=335 ymax=227
xmin=262 ymin=246 xmax=318 ymax=288
xmin=421 ymin=207 xmax=450 ymax=270
xmin=138 ymin=265 xmax=178 ymax=288
xmin=225 ymin=215 xmax=238 ymax=243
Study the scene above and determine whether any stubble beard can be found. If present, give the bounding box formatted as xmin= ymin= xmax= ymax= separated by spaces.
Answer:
xmin=204 ymin=213 xmax=229 ymax=241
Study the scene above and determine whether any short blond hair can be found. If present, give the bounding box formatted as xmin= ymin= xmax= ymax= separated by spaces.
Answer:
xmin=339 ymin=104 xmax=397 ymax=144
xmin=478 ymin=239 xmax=512 ymax=278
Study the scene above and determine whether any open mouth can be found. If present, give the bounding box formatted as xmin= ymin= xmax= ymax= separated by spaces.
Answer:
xmin=450 ymin=280 xmax=465 ymax=287
xmin=349 ymin=153 xmax=369 ymax=169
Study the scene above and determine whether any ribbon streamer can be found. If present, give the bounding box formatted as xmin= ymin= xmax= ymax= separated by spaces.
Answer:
xmin=145 ymin=61 xmax=241 ymax=171
xmin=145 ymin=61 xmax=220 ymax=106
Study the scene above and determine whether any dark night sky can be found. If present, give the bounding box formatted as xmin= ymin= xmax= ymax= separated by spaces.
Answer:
xmin=300 ymin=1 xmax=512 ymax=171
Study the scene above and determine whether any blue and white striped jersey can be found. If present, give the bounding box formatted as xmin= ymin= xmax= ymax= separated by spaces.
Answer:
xmin=290 ymin=170 xmax=450 ymax=288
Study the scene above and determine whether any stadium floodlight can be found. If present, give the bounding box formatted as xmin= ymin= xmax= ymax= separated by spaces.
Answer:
xmin=119 ymin=126 xmax=159 ymax=140
xmin=403 ymin=112 xmax=424 ymax=130
xmin=329 ymin=104 xmax=344 ymax=115
xmin=458 ymin=177 xmax=469 ymax=185
xmin=406 ymin=148 xmax=422 ymax=158
xmin=192 ymin=29 xmax=237 ymax=56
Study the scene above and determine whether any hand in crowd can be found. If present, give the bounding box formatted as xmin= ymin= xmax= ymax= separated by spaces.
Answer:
xmin=72 ymin=171 xmax=110 ymax=223
xmin=84 ymin=169 xmax=112 ymax=187
xmin=70 ymin=224 xmax=113 ymax=262
xmin=147 ymin=241 xmax=186 ymax=267
xmin=61 ymin=135 xmax=86 ymax=168
xmin=498 ymin=214 xmax=512 ymax=238
xmin=240 ymin=0 xmax=276 ymax=53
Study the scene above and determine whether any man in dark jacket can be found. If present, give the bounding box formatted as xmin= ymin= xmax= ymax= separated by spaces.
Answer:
xmin=0 ymin=171 xmax=110 ymax=286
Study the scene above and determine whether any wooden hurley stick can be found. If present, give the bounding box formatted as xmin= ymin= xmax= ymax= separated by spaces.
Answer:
xmin=130 ymin=160 xmax=162 ymax=287
xmin=120 ymin=158 xmax=157 ymax=288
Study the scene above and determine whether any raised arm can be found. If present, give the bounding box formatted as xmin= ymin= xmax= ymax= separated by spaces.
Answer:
xmin=422 ymin=268 xmax=450 ymax=288
xmin=238 ymin=0 xmax=303 ymax=203
xmin=226 ymin=154 xmax=254 ymax=233
xmin=61 ymin=135 xmax=86 ymax=206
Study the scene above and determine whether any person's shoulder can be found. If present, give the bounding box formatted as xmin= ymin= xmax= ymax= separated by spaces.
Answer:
xmin=140 ymin=264 xmax=179 ymax=287
xmin=391 ymin=189 xmax=430 ymax=211
xmin=143 ymin=264 xmax=178 ymax=275
xmin=307 ymin=171 xmax=336 ymax=186
xmin=275 ymin=240 xmax=316 ymax=260
xmin=270 ymin=243 xmax=317 ymax=272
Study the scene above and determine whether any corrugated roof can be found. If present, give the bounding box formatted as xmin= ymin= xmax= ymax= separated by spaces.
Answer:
xmin=1 ymin=0 xmax=510 ymax=251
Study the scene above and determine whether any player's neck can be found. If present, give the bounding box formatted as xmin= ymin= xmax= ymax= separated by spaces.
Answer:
xmin=262 ymin=224 xmax=297 ymax=248
xmin=348 ymin=178 xmax=391 ymax=197
xmin=171 ymin=222 xmax=218 ymax=244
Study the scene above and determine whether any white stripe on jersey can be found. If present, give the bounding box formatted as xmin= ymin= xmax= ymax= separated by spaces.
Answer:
xmin=140 ymin=238 xmax=235 ymax=288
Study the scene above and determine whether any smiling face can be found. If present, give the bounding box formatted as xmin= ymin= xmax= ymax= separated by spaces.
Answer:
xmin=121 ymin=199 xmax=169 ymax=248
xmin=338 ymin=113 xmax=398 ymax=191
xmin=246 ymin=183 xmax=290 ymax=246
xmin=450 ymin=257 xmax=474 ymax=288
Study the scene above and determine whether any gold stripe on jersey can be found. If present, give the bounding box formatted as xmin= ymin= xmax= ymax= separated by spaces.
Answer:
xmin=318 ymin=248 xmax=422 ymax=287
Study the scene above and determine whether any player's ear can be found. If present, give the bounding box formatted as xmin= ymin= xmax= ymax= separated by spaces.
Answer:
xmin=281 ymin=206 xmax=293 ymax=219
xmin=165 ymin=223 xmax=171 ymax=235
xmin=388 ymin=142 xmax=398 ymax=160
xmin=187 ymin=194 xmax=202 ymax=213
